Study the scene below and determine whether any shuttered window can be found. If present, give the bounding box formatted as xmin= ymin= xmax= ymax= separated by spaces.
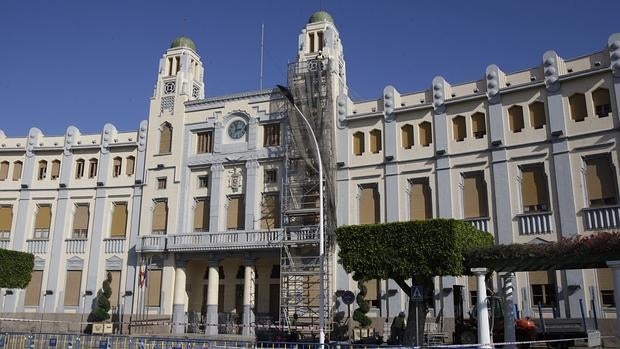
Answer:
xmin=38 ymin=161 xmax=47 ymax=180
xmin=597 ymin=268 xmax=615 ymax=307
xmin=452 ymin=116 xmax=466 ymax=141
xmin=365 ymin=279 xmax=379 ymax=307
xmin=64 ymin=271 xmax=82 ymax=306
xmin=159 ymin=123 xmax=172 ymax=154
xmin=463 ymin=172 xmax=488 ymax=218
xmin=529 ymin=102 xmax=546 ymax=129
xmin=113 ymin=157 xmax=122 ymax=177
xmin=509 ymin=105 xmax=524 ymax=133
xmin=263 ymin=123 xmax=281 ymax=147
xmin=24 ymin=270 xmax=43 ymax=307
xmin=197 ymin=131 xmax=213 ymax=154
xmin=369 ymin=129 xmax=382 ymax=153
xmin=126 ymin=156 xmax=135 ymax=176
xmin=108 ymin=270 xmax=121 ymax=307
xmin=147 ymin=269 xmax=163 ymax=307
xmin=194 ymin=198 xmax=210 ymax=232
xmin=12 ymin=161 xmax=22 ymax=181
xmin=419 ymin=122 xmax=432 ymax=146
xmin=75 ymin=159 xmax=85 ymax=179
xmin=530 ymin=271 xmax=556 ymax=307
xmin=0 ymin=205 xmax=13 ymax=239
xmin=0 ymin=161 xmax=9 ymax=180
xmin=152 ymin=201 xmax=168 ymax=234
xmin=586 ymin=156 xmax=618 ymax=206
xmin=471 ymin=112 xmax=486 ymax=139
xmin=72 ymin=204 xmax=90 ymax=239
xmin=521 ymin=165 xmax=550 ymax=212
xmin=569 ymin=93 xmax=587 ymax=122
xmin=410 ymin=178 xmax=432 ymax=220
xmin=51 ymin=160 xmax=61 ymax=180
xmin=593 ymin=88 xmax=611 ymax=118
xmin=353 ymin=132 xmax=364 ymax=156
xmin=261 ymin=192 xmax=280 ymax=229
xmin=401 ymin=124 xmax=414 ymax=149
xmin=359 ymin=184 xmax=380 ymax=224
xmin=88 ymin=159 xmax=98 ymax=178
xmin=110 ymin=202 xmax=128 ymax=237
xmin=34 ymin=205 xmax=52 ymax=239
xmin=227 ymin=196 xmax=245 ymax=230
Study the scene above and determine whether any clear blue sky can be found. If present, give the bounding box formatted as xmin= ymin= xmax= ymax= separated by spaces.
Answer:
xmin=1 ymin=1 xmax=619 ymax=136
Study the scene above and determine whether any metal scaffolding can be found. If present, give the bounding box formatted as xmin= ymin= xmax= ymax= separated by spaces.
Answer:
xmin=279 ymin=57 xmax=336 ymax=339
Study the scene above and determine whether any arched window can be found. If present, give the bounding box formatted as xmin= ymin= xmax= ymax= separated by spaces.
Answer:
xmin=88 ymin=158 xmax=98 ymax=178
xmin=0 ymin=161 xmax=9 ymax=181
xmin=471 ymin=112 xmax=486 ymax=139
xmin=452 ymin=115 xmax=466 ymax=141
xmin=75 ymin=159 xmax=85 ymax=179
xmin=126 ymin=156 xmax=135 ymax=176
xmin=529 ymin=101 xmax=546 ymax=129
xmin=419 ymin=122 xmax=432 ymax=146
xmin=508 ymin=105 xmax=524 ymax=133
xmin=592 ymin=88 xmax=611 ymax=118
xmin=38 ymin=160 xmax=48 ymax=180
xmin=12 ymin=161 xmax=22 ymax=181
xmin=159 ymin=122 xmax=173 ymax=154
xmin=401 ymin=124 xmax=414 ymax=149
xmin=369 ymin=129 xmax=382 ymax=153
xmin=352 ymin=131 xmax=365 ymax=156
xmin=569 ymin=93 xmax=587 ymax=122
xmin=112 ymin=157 xmax=122 ymax=177
xmin=51 ymin=160 xmax=61 ymax=180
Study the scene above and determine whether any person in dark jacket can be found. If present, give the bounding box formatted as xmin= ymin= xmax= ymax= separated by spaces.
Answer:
xmin=390 ymin=312 xmax=406 ymax=344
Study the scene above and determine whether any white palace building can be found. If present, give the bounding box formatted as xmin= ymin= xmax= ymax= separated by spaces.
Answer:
xmin=1 ymin=11 xmax=620 ymax=340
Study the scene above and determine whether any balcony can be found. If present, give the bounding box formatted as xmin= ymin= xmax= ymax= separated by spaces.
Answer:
xmin=66 ymin=238 xmax=87 ymax=254
xmin=517 ymin=211 xmax=553 ymax=235
xmin=26 ymin=239 xmax=48 ymax=254
xmin=137 ymin=234 xmax=167 ymax=252
xmin=104 ymin=238 xmax=126 ymax=254
xmin=167 ymin=229 xmax=284 ymax=252
xmin=583 ymin=205 xmax=620 ymax=230
xmin=0 ymin=239 xmax=10 ymax=249
xmin=283 ymin=226 xmax=320 ymax=242
xmin=463 ymin=217 xmax=491 ymax=233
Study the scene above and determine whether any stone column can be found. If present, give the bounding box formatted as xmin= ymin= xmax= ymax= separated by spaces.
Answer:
xmin=244 ymin=160 xmax=259 ymax=231
xmin=172 ymin=259 xmax=187 ymax=334
xmin=472 ymin=268 xmax=491 ymax=348
xmin=606 ymin=260 xmax=620 ymax=336
xmin=209 ymin=163 xmax=225 ymax=233
xmin=242 ymin=257 xmax=256 ymax=336
xmin=206 ymin=259 xmax=221 ymax=335
xmin=501 ymin=273 xmax=516 ymax=349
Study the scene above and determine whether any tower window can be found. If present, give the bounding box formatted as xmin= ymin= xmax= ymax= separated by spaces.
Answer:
xmin=317 ymin=31 xmax=324 ymax=51
xmin=38 ymin=160 xmax=48 ymax=180
xmin=12 ymin=161 xmax=23 ymax=181
xmin=198 ymin=175 xmax=209 ymax=188
xmin=264 ymin=169 xmax=278 ymax=184
xmin=75 ymin=159 xmax=85 ymax=179
xmin=0 ymin=161 xmax=9 ymax=181
xmin=369 ymin=129 xmax=382 ymax=153
xmin=88 ymin=159 xmax=98 ymax=178
xmin=419 ymin=122 xmax=432 ymax=147
xmin=309 ymin=33 xmax=315 ymax=53
xmin=508 ymin=105 xmax=525 ymax=133
xmin=197 ymin=131 xmax=213 ymax=154
xmin=159 ymin=122 xmax=173 ymax=154
xmin=471 ymin=112 xmax=486 ymax=139
xmin=592 ymin=88 xmax=611 ymax=118
xmin=50 ymin=160 xmax=61 ymax=180
xmin=452 ymin=115 xmax=466 ymax=142
xmin=263 ymin=123 xmax=281 ymax=147
xmin=113 ymin=157 xmax=122 ymax=177
xmin=401 ymin=124 xmax=414 ymax=149
xmin=569 ymin=93 xmax=587 ymax=122
xmin=126 ymin=156 xmax=135 ymax=176
xmin=157 ymin=177 xmax=167 ymax=190
xmin=353 ymin=131 xmax=365 ymax=156
xmin=529 ymin=101 xmax=546 ymax=129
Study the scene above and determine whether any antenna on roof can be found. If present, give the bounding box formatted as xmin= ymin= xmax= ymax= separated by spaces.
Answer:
xmin=260 ymin=23 xmax=265 ymax=90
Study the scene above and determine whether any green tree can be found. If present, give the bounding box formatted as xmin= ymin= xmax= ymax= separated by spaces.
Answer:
xmin=352 ymin=280 xmax=371 ymax=327
xmin=336 ymin=219 xmax=493 ymax=345
xmin=89 ymin=272 xmax=113 ymax=322
xmin=0 ymin=248 xmax=34 ymax=288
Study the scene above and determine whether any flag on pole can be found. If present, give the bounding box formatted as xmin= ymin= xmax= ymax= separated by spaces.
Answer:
xmin=139 ymin=264 xmax=147 ymax=288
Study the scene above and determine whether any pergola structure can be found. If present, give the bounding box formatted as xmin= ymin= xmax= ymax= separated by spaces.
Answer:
xmin=464 ymin=232 xmax=620 ymax=347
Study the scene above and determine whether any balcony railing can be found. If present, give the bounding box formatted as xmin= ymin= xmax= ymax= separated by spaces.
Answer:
xmin=583 ymin=205 xmax=620 ymax=230
xmin=0 ymin=239 xmax=10 ymax=249
xmin=72 ymin=229 xmax=88 ymax=240
xmin=137 ymin=235 xmax=167 ymax=252
xmin=517 ymin=211 xmax=553 ymax=235
xmin=26 ymin=239 xmax=48 ymax=254
xmin=33 ymin=229 xmax=49 ymax=240
xmin=104 ymin=238 xmax=126 ymax=254
xmin=463 ymin=217 xmax=491 ymax=233
xmin=66 ymin=238 xmax=87 ymax=254
xmin=283 ymin=226 xmax=320 ymax=241
xmin=167 ymin=229 xmax=283 ymax=252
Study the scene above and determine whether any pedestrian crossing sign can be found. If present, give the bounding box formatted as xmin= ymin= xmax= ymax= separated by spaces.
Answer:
xmin=411 ymin=286 xmax=423 ymax=301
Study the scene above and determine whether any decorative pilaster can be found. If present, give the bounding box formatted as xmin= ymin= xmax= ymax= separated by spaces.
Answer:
xmin=472 ymin=268 xmax=491 ymax=348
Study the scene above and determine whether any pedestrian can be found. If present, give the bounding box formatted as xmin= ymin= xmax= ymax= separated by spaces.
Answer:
xmin=390 ymin=311 xmax=406 ymax=344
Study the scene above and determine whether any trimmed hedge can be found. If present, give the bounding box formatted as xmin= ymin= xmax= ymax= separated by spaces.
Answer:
xmin=0 ymin=248 xmax=35 ymax=288
xmin=336 ymin=219 xmax=494 ymax=280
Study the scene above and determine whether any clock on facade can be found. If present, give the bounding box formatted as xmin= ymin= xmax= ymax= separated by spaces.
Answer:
xmin=227 ymin=120 xmax=247 ymax=139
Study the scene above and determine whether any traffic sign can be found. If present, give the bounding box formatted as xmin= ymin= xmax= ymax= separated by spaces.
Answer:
xmin=341 ymin=290 xmax=355 ymax=305
xmin=411 ymin=286 xmax=423 ymax=302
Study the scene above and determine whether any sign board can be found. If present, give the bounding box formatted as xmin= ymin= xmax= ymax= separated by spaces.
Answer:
xmin=98 ymin=340 xmax=108 ymax=349
xmin=411 ymin=286 xmax=424 ymax=302
xmin=49 ymin=338 xmax=57 ymax=347
xmin=587 ymin=330 xmax=601 ymax=347
xmin=341 ymin=290 xmax=355 ymax=305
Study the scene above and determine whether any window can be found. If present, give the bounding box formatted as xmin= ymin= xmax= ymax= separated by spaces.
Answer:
xmin=468 ymin=276 xmax=477 ymax=310
xmin=471 ymin=112 xmax=486 ymax=139
xmin=309 ymin=32 xmax=315 ymax=53
xmin=12 ymin=161 xmax=22 ymax=181
xmin=530 ymin=271 xmax=556 ymax=307
xmin=596 ymin=268 xmax=614 ymax=307
xmin=593 ymin=88 xmax=611 ymax=117
xmin=110 ymin=202 xmax=128 ymax=237
xmin=410 ymin=178 xmax=432 ymax=220
xmin=0 ymin=205 xmax=13 ymax=240
xmin=369 ymin=129 xmax=382 ymax=153
xmin=419 ymin=121 xmax=432 ymax=146
xmin=157 ymin=177 xmax=167 ymax=189
xmin=88 ymin=159 xmax=98 ymax=178
xmin=0 ymin=161 xmax=8 ymax=180
xmin=529 ymin=101 xmax=546 ymax=129
xmin=364 ymin=280 xmax=380 ymax=308
xmin=264 ymin=169 xmax=277 ymax=184
xmin=359 ymin=183 xmax=380 ymax=224
xmin=152 ymin=200 xmax=168 ymax=234
xmin=401 ymin=124 xmax=414 ymax=149
xmin=569 ymin=93 xmax=587 ymax=122
xmin=75 ymin=159 xmax=85 ymax=179
xmin=263 ymin=123 xmax=281 ymax=147
xmin=352 ymin=131 xmax=365 ymax=156
xmin=108 ymin=270 xmax=121 ymax=307
xmin=34 ymin=205 xmax=52 ymax=239
xmin=72 ymin=204 xmax=90 ymax=239
xmin=508 ymin=105 xmax=524 ymax=133
xmin=126 ymin=156 xmax=135 ymax=176
xmin=520 ymin=165 xmax=550 ymax=213
xmin=24 ymin=270 xmax=43 ymax=307
xmin=196 ymin=131 xmax=213 ymax=154
xmin=64 ymin=270 xmax=82 ymax=306
xmin=462 ymin=172 xmax=488 ymax=218
xmin=227 ymin=196 xmax=245 ymax=230
xmin=51 ymin=160 xmax=60 ymax=180
xmin=198 ymin=175 xmax=209 ymax=188
xmin=159 ymin=122 xmax=172 ymax=154
xmin=146 ymin=269 xmax=163 ymax=307
xmin=452 ymin=116 xmax=466 ymax=142
xmin=585 ymin=156 xmax=618 ymax=206
xmin=38 ymin=160 xmax=48 ymax=180
xmin=113 ymin=157 xmax=122 ymax=177
xmin=261 ymin=192 xmax=280 ymax=229
xmin=317 ymin=31 xmax=324 ymax=51
xmin=194 ymin=197 xmax=210 ymax=232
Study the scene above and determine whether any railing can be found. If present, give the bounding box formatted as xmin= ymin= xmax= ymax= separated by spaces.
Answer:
xmin=65 ymin=238 xmax=87 ymax=254
xmin=463 ymin=217 xmax=491 ymax=232
xmin=104 ymin=238 xmax=126 ymax=254
xmin=284 ymin=226 xmax=320 ymax=241
xmin=0 ymin=239 xmax=10 ymax=249
xmin=33 ymin=228 xmax=49 ymax=239
xmin=517 ymin=211 xmax=553 ymax=235
xmin=167 ymin=229 xmax=283 ymax=252
xmin=583 ymin=205 xmax=620 ymax=230
xmin=137 ymin=234 xmax=167 ymax=252
xmin=72 ymin=229 xmax=88 ymax=239
xmin=26 ymin=239 xmax=48 ymax=254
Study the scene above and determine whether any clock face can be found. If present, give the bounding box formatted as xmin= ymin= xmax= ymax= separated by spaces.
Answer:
xmin=228 ymin=120 xmax=247 ymax=139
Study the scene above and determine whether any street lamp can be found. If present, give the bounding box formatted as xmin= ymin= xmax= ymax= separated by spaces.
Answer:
xmin=120 ymin=291 xmax=133 ymax=334
xmin=277 ymin=85 xmax=326 ymax=345
xmin=39 ymin=290 xmax=53 ymax=333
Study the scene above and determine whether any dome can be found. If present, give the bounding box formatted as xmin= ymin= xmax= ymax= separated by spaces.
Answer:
xmin=170 ymin=37 xmax=196 ymax=51
xmin=308 ymin=11 xmax=334 ymax=24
